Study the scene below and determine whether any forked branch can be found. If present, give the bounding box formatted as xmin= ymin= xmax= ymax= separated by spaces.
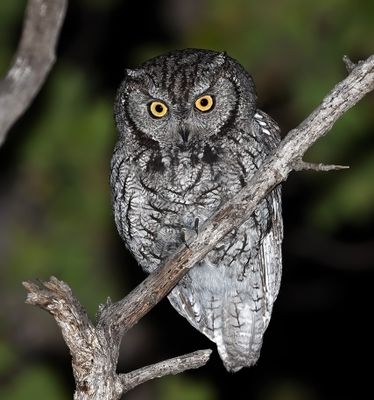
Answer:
xmin=24 ymin=277 xmax=212 ymax=400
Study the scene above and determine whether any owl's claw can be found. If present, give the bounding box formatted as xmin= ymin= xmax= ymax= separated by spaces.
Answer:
xmin=181 ymin=219 xmax=199 ymax=249
xmin=194 ymin=218 xmax=200 ymax=235
xmin=180 ymin=230 xmax=191 ymax=249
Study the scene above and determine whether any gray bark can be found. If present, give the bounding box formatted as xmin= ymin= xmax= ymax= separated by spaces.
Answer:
xmin=0 ymin=0 xmax=67 ymax=146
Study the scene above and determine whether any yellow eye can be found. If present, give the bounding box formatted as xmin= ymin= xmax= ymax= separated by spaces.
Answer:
xmin=195 ymin=95 xmax=214 ymax=112
xmin=149 ymin=101 xmax=168 ymax=118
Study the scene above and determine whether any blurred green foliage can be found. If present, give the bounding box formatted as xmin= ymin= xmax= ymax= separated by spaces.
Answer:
xmin=158 ymin=375 xmax=216 ymax=400
xmin=0 ymin=0 xmax=27 ymax=74
xmin=0 ymin=340 xmax=17 ymax=374
xmin=258 ymin=379 xmax=318 ymax=400
xmin=0 ymin=0 xmax=373 ymax=399
xmin=0 ymin=365 xmax=68 ymax=400
xmin=7 ymin=65 xmax=116 ymax=310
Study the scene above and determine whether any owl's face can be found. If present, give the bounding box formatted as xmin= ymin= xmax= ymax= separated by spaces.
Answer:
xmin=115 ymin=49 xmax=257 ymax=152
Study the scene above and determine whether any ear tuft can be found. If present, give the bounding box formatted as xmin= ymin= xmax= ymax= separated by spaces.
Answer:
xmin=125 ymin=68 xmax=145 ymax=79
xmin=212 ymin=51 xmax=227 ymax=67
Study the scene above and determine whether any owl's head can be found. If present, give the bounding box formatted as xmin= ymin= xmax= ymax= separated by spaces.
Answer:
xmin=115 ymin=49 xmax=257 ymax=151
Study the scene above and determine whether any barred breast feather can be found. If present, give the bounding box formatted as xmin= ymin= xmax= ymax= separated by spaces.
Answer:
xmin=111 ymin=49 xmax=283 ymax=371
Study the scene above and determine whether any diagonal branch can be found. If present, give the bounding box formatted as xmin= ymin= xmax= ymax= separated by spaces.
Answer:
xmin=0 ymin=0 xmax=68 ymax=147
xmin=99 ymin=54 xmax=374 ymax=335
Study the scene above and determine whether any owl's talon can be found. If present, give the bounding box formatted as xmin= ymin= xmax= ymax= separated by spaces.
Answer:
xmin=181 ymin=230 xmax=191 ymax=249
xmin=194 ymin=218 xmax=200 ymax=235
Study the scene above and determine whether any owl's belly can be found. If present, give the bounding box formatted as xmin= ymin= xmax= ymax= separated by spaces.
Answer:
xmin=121 ymin=156 xmax=227 ymax=265
xmin=126 ymin=178 xmax=224 ymax=271
xmin=123 ymin=166 xmax=270 ymax=275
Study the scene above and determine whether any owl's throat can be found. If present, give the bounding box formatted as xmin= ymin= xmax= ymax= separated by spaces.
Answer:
xmin=144 ymin=142 xmax=220 ymax=175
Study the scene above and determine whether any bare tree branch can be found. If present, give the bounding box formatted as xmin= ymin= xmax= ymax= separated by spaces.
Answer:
xmin=23 ymin=277 xmax=212 ymax=400
xmin=120 ymin=349 xmax=213 ymax=394
xmin=292 ymin=160 xmax=350 ymax=172
xmin=23 ymin=55 xmax=374 ymax=399
xmin=0 ymin=0 xmax=68 ymax=147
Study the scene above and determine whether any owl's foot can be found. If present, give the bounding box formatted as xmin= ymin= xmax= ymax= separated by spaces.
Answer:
xmin=180 ymin=218 xmax=200 ymax=248
xmin=194 ymin=217 xmax=200 ymax=234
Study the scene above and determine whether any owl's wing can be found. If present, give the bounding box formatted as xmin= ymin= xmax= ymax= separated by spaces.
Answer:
xmin=167 ymin=187 xmax=283 ymax=371
xmin=168 ymin=111 xmax=283 ymax=371
xmin=253 ymin=109 xmax=281 ymax=150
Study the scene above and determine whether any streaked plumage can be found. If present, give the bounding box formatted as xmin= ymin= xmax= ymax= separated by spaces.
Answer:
xmin=111 ymin=49 xmax=283 ymax=371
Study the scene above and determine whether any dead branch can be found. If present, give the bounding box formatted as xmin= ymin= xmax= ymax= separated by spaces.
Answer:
xmin=24 ymin=54 xmax=374 ymax=399
xmin=120 ymin=349 xmax=213 ymax=394
xmin=0 ymin=0 xmax=67 ymax=147
xmin=24 ymin=277 xmax=212 ymax=400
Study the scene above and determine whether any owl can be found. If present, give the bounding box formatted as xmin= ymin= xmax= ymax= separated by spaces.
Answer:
xmin=111 ymin=49 xmax=283 ymax=372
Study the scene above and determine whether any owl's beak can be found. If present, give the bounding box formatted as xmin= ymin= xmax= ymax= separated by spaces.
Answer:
xmin=178 ymin=127 xmax=190 ymax=143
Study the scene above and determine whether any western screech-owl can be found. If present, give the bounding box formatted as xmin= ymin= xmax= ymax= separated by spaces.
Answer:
xmin=111 ymin=49 xmax=283 ymax=372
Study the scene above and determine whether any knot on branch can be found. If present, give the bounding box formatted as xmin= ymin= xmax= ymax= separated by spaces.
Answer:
xmin=343 ymin=55 xmax=357 ymax=73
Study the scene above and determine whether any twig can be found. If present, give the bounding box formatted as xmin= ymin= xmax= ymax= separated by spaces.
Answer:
xmin=0 ymin=0 xmax=68 ymax=147
xmin=343 ymin=55 xmax=356 ymax=73
xmin=23 ymin=55 xmax=374 ymax=399
xmin=292 ymin=160 xmax=350 ymax=172
xmin=120 ymin=349 xmax=213 ymax=394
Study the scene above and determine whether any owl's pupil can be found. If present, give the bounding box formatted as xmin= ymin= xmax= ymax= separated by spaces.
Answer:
xmin=155 ymin=104 xmax=164 ymax=113
xmin=200 ymin=98 xmax=208 ymax=107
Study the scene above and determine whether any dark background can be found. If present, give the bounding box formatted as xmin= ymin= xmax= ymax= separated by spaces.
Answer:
xmin=0 ymin=0 xmax=373 ymax=399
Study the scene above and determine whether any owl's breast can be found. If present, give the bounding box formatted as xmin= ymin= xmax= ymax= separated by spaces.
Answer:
xmin=113 ymin=139 xmax=254 ymax=272
xmin=123 ymin=153 xmax=243 ymax=271
xmin=146 ymin=160 xmax=223 ymax=225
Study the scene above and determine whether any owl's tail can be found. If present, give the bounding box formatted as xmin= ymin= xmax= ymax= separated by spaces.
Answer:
xmin=211 ymin=292 xmax=270 ymax=372
xmin=168 ymin=284 xmax=273 ymax=372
